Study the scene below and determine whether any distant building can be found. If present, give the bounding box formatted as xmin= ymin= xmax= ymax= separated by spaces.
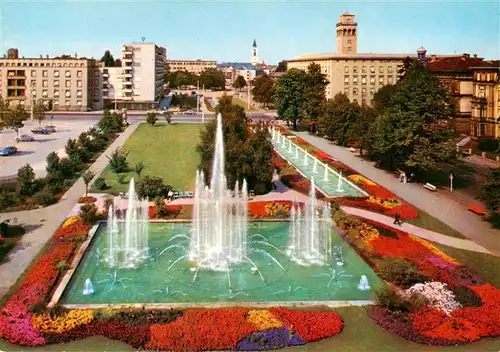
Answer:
xmin=250 ymin=39 xmax=259 ymax=66
xmin=166 ymin=59 xmax=217 ymax=75
xmin=217 ymin=62 xmax=258 ymax=88
xmin=0 ymin=51 xmax=98 ymax=111
xmin=470 ymin=62 xmax=500 ymax=138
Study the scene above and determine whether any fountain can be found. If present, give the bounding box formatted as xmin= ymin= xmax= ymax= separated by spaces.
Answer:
xmin=106 ymin=178 xmax=150 ymax=268
xmin=313 ymin=157 xmax=318 ymax=173
xmin=294 ymin=145 xmax=299 ymax=159
xmin=288 ymin=139 xmax=292 ymax=153
xmin=303 ymin=150 xmax=309 ymax=166
xmin=82 ymin=278 xmax=94 ymax=296
xmin=324 ymin=165 xmax=329 ymax=182
xmin=287 ymin=178 xmax=332 ymax=266
xmin=337 ymin=171 xmax=344 ymax=192
xmin=357 ymin=275 xmax=371 ymax=291
xmin=189 ymin=113 xmax=249 ymax=272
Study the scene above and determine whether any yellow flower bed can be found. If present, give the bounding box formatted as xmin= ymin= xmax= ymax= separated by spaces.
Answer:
xmin=409 ymin=235 xmax=459 ymax=265
xmin=265 ymin=203 xmax=291 ymax=217
xmin=62 ymin=216 xmax=81 ymax=228
xmin=32 ymin=309 xmax=94 ymax=334
xmin=356 ymin=222 xmax=380 ymax=243
xmin=347 ymin=174 xmax=376 ymax=186
xmin=246 ymin=310 xmax=283 ymax=331
xmin=367 ymin=196 xmax=401 ymax=209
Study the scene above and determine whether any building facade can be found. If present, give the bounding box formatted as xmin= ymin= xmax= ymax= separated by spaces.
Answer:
xmin=0 ymin=54 xmax=97 ymax=111
xmin=166 ymin=59 xmax=217 ymax=75
xmin=336 ymin=12 xmax=357 ymax=54
xmin=471 ymin=64 xmax=500 ymax=139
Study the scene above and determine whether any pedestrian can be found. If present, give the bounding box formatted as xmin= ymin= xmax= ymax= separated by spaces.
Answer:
xmin=393 ymin=212 xmax=402 ymax=226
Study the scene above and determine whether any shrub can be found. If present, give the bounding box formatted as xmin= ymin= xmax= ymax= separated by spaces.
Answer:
xmin=478 ymin=137 xmax=499 ymax=152
xmin=378 ymin=258 xmax=428 ymax=289
xmin=116 ymin=173 xmax=127 ymax=185
xmin=0 ymin=188 xmax=15 ymax=211
xmin=450 ymin=285 xmax=483 ymax=307
xmin=154 ymin=197 xmax=168 ymax=218
xmin=79 ymin=203 xmax=99 ymax=225
xmin=55 ymin=260 xmax=69 ymax=272
xmin=136 ymin=176 xmax=172 ymax=200
xmin=374 ymin=286 xmax=412 ymax=311
xmin=28 ymin=301 xmax=47 ymax=314
xmin=107 ymin=148 xmax=128 ymax=173
xmin=17 ymin=164 xmax=35 ymax=196
xmin=32 ymin=187 xmax=58 ymax=206
xmin=94 ymin=177 xmax=108 ymax=190
xmin=49 ymin=303 xmax=68 ymax=319
xmin=146 ymin=111 xmax=157 ymax=125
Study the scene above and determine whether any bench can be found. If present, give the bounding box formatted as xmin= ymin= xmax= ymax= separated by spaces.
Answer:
xmin=467 ymin=205 xmax=486 ymax=216
xmin=423 ymin=183 xmax=436 ymax=191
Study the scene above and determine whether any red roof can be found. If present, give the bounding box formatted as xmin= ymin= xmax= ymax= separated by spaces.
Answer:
xmin=427 ymin=56 xmax=494 ymax=72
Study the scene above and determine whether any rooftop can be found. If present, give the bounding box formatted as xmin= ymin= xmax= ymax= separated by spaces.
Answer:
xmin=427 ymin=55 xmax=493 ymax=72
xmin=288 ymin=52 xmax=466 ymax=62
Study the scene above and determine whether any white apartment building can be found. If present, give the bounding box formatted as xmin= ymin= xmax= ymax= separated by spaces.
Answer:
xmin=166 ymin=59 xmax=217 ymax=75
xmin=0 ymin=54 xmax=97 ymax=111
xmin=96 ymin=43 xmax=167 ymax=110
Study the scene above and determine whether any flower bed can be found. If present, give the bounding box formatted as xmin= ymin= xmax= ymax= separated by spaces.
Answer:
xmin=77 ymin=196 xmax=97 ymax=204
xmin=147 ymin=204 xmax=183 ymax=219
xmin=352 ymin=218 xmax=500 ymax=345
xmin=248 ymin=201 xmax=295 ymax=217
xmin=0 ymin=215 xmax=344 ymax=350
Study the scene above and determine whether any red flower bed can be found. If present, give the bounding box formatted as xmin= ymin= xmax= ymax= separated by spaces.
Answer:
xmin=77 ymin=196 xmax=97 ymax=204
xmin=54 ymin=221 xmax=89 ymax=240
xmin=146 ymin=308 xmax=255 ymax=351
xmin=248 ymin=201 xmax=294 ymax=217
xmin=148 ymin=204 xmax=183 ymax=219
xmin=269 ymin=308 xmax=343 ymax=343
xmin=337 ymin=198 xmax=418 ymax=219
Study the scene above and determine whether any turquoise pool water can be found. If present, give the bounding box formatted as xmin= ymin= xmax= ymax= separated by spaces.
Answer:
xmin=62 ymin=222 xmax=380 ymax=305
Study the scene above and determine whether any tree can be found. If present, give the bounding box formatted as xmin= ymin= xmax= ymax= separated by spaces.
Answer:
xmin=274 ymin=68 xmax=308 ymax=130
xmin=303 ymin=63 xmax=329 ymax=128
xmin=318 ymin=93 xmax=359 ymax=146
xmin=233 ymin=75 xmax=247 ymax=91
xmin=46 ymin=151 xmax=60 ymax=178
xmin=199 ymin=68 xmax=226 ymax=90
xmin=478 ymin=168 xmax=500 ymax=212
xmin=348 ymin=105 xmax=377 ymax=155
xmin=371 ymin=60 xmax=458 ymax=174
xmin=251 ymin=74 xmax=275 ymax=108
xmin=134 ymin=162 xmax=145 ymax=179
xmin=107 ymin=148 xmax=128 ymax=173
xmin=276 ymin=60 xmax=287 ymax=72
xmin=82 ymin=170 xmax=96 ymax=197
xmin=32 ymin=100 xmax=47 ymax=127
xmin=99 ymin=109 xmax=124 ymax=136
xmin=17 ymin=164 xmax=35 ymax=197
xmin=101 ymin=50 xmax=115 ymax=67
xmin=0 ymin=96 xmax=10 ymax=129
xmin=146 ymin=111 xmax=157 ymax=126
xmin=3 ymin=104 xmax=28 ymax=138
xmin=372 ymin=84 xmax=398 ymax=113
xmin=163 ymin=110 xmax=173 ymax=124
xmin=136 ymin=176 xmax=172 ymax=200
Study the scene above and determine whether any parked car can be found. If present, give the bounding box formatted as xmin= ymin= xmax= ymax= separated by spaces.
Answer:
xmin=31 ymin=127 xmax=52 ymax=134
xmin=46 ymin=125 xmax=57 ymax=133
xmin=0 ymin=146 xmax=17 ymax=156
xmin=16 ymin=134 xmax=35 ymax=142
xmin=183 ymin=110 xmax=196 ymax=115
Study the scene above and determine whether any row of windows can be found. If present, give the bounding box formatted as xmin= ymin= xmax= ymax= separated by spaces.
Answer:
xmin=345 ymin=87 xmax=376 ymax=95
xmin=32 ymin=89 xmax=83 ymax=97
xmin=345 ymin=65 xmax=394 ymax=74
xmin=29 ymin=70 xmax=83 ymax=78
xmin=0 ymin=62 xmax=85 ymax=68
xmin=31 ymin=80 xmax=83 ymax=88
xmin=344 ymin=75 xmax=394 ymax=85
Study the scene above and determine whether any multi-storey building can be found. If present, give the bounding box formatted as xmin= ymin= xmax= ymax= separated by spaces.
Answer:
xmin=0 ymin=51 xmax=97 ymax=111
xmin=166 ymin=59 xmax=217 ymax=75
xmin=470 ymin=63 xmax=500 ymax=138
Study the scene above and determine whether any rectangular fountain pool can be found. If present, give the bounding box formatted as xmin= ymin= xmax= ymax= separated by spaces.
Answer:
xmin=60 ymin=222 xmax=381 ymax=306
xmin=271 ymin=133 xmax=367 ymax=198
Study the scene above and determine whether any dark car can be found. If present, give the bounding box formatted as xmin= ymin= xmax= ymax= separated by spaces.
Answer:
xmin=31 ymin=127 xmax=52 ymax=134
xmin=45 ymin=125 xmax=57 ymax=133
xmin=0 ymin=146 xmax=17 ymax=156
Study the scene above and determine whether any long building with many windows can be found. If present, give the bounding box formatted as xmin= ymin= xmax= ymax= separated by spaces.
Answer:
xmin=166 ymin=59 xmax=217 ymax=75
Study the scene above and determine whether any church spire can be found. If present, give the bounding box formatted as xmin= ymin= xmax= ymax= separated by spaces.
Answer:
xmin=253 ymin=39 xmax=257 ymax=48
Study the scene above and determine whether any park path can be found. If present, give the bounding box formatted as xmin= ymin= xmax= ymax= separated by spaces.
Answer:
xmin=0 ymin=123 xmax=139 ymax=299
xmin=293 ymin=131 xmax=500 ymax=256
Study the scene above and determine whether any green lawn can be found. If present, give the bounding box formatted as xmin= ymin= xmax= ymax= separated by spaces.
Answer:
xmin=406 ymin=207 xmax=466 ymax=239
xmin=92 ymin=124 xmax=203 ymax=194
xmin=231 ymin=97 xmax=256 ymax=111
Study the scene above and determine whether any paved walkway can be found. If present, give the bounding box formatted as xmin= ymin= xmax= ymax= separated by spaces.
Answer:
xmin=294 ymin=131 xmax=500 ymax=256
xmin=343 ymin=206 xmax=492 ymax=254
xmin=0 ymin=123 xmax=139 ymax=299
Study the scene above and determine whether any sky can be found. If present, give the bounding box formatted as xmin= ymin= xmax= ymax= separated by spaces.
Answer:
xmin=1 ymin=0 xmax=499 ymax=64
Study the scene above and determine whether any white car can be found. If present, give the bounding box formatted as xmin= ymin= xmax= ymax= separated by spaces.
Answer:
xmin=16 ymin=134 xmax=35 ymax=142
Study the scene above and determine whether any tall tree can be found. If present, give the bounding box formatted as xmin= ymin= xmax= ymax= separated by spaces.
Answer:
xmin=32 ymin=100 xmax=47 ymax=127
xmin=276 ymin=60 xmax=287 ymax=72
xmin=478 ymin=168 xmax=500 ymax=212
xmin=0 ymin=96 xmax=10 ymax=129
xmin=251 ymin=74 xmax=275 ymax=108
xmin=318 ymin=93 xmax=359 ymax=146
xmin=200 ymin=68 xmax=226 ymax=90
xmin=274 ymin=68 xmax=308 ymax=130
xmin=303 ymin=63 xmax=329 ymax=128
xmin=101 ymin=50 xmax=115 ymax=67
xmin=348 ymin=105 xmax=377 ymax=156
xmin=82 ymin=170 xmax=96 ymax=197
xmin=233 ymin=75 xmax=247 ymax=92
xmin=3 ymin=104 xmax=29 ymax=138
xmin=371 ymin=60 xmax=458 ymax=173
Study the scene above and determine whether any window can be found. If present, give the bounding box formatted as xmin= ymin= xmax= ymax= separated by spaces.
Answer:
xmin=77 ymin=70 xmax=82 ymax=78
xmin=362 ymin=87 xmax=366 ymax=94
xmin=379 ymin=66 xmax=384 ymax=73
xmin=77 ymin=90 xmax=82 ymax=97
xmin=370 ymin=66 xmax=375 ymax=73
xmin=353 ymin=88 xmax=358 ymax=95
xmin=388 ymin=66 xmax=393 ymax=73
xmin=65 ymin=80 xmax=71 ymax=88
xmin=347 ymin=39 xmax=352 ymax=44
xmin=54 ymin=80 xmax=59 ymax=87
xmin=133 ymin=62 xmax=141 ymax=67
xmin=362 ymin=66 xmax=367 ymax=73
xmin=344 ymin=87 xmax=349 ymax=94
xmin=31 ymin=70 xmax=36 ymax=77
xmin=370 ymin=88 xmax=375 ymax=95
xmin=344 ymin=76 xmax=349 ymax=84
xmin=54 ymin=90 xmax=59 ymax=97
xmin=361 ymin=76 xmax=367 ymax=84
xmin=65 ymin=91 xmax=71 ymax=97
xmin=42 ymin=90 xmax=48 ymax=97
xmin=344 ymin=66 xmax=349 ymax=73
xmin=65 ymin=100 xmax=71 ymax=106
xmin=379 ymin=77 xmax=384 ymax=84
xmin=42 ymin=70 xmax=48 ymax=77
xmin=31 ymin=80 xmax=36 ymax=87
xmin=370 ymin=76 xmax=375 ymax=84
xmin=134 ymin=47 xmax=141 ymax=52
xmin=353 ymin=76 xmax=358 ymax=84
xmin=65 ymin=70 xmax=71 ymax=77
xmin=77 ymin=80 xmax=82 ymax=88
xmin=54 ymin=100 xmax=59 ymax=106
xmin=54 ymin=70 xmax=60 ymax=77
xmin=353 ymin=66 xmax=358 ymax=73
xmin=43 ymin=80 xmax=48 ymax=87
xmin=77 ymin=100 xmax=82 ymax=106
xmin=388 ymin=76 xmax=393 ymax=84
